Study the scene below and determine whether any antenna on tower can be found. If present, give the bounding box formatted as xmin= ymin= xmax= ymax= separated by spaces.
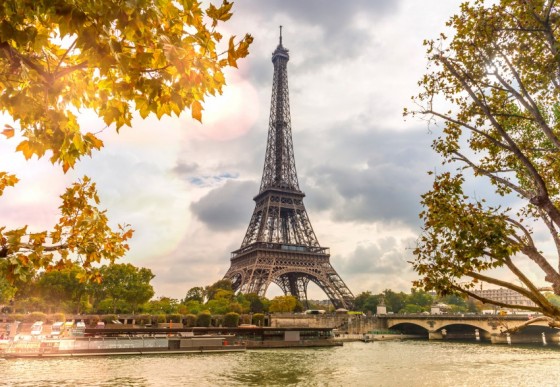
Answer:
xmin=279 ymin=25 xmax=283 ymax=45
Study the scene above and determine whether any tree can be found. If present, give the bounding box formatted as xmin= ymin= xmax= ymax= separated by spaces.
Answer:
xmin=205 ymin=279 xmax=233 ymax=301
xmin=353 ymin=291 xmax=380 ymax=314
xmin=406 ymin=289 xmax=433 ymax=310
xmin=36 ymin=264 xmax=87 ymax=313
xmin=205 ymin=298 xmax=231 ymax=315
xmin=407 ymin=0 xmax=560 ymax=328
xmin=184 ymin=286 xmax=205 ymax=303
xmin=383 ymin=290 xmax=407 ymax=314
xmin=244 ymin=293 xmax=266 ymax=313
xmin=0 ymin=0 xmax=252 ymax=281
xmin=1 ymin=178 xmax=133 ymax=282
xmin=183 ymin=300 xmax=203 ymax=315
xmin=143 ymin=297 xmax=180 ymax=314
xmin=91 ymin=263 xmax=155 ymax=313
xmin=0 ymin=263 xmax=16 ymax=306
xmin=401 ymin=304 xmax=424 ymax=314
xmin=269 ymin=295 xmax=297 ymax=313
xmin=439 ymin=294 xmax=469 ymax=314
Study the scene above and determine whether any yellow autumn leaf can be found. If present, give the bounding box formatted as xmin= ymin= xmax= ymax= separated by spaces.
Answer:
xmin=62 ymin=161 xmax=71 ymax=173
xmin=227 ymin=36 xmax=238 ymax=68
xmin=191 ymin=99 xmax=203 ymax=122
xmin=2 ymin=125 xmax=14 ymax=138
xmin=15 ymin=141 xmax=34 ymax=160
xmin=85 ymin=132 xmax=104 ymax=150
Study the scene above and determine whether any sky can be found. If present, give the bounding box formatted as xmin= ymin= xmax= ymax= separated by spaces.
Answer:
xmin=1 ymin=0 xmax=484 ymax=300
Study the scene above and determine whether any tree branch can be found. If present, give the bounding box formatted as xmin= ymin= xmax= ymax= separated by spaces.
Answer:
xmin=18 ymin=243 xmax=69 ymax=252
xmin=465 ymin=271 xmax=541 ymax=304
xmin=493 ymin=46 xmax=560 ymax=149
xmin=500 ymin=316 xmax=560 ymax=333
xmin=533 ymin=0 xmax=560 ymax=87
xmin=54 ymin=38 xmax=77 ymax=75
xmin=502 ymin=255 xmax=558 ymax=312
xmin=423 ymin=110 xmax=512 ymax=151
xmin=451 ymin=151 xmax=529 ymax=198
xmin=504 ymin=217 xmax=560 ymax=290
xmin=437 ymin=53 xmax=560 ymax=228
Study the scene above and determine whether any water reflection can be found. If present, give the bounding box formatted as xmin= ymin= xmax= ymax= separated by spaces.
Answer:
xmin=226 ymin=349 xmax=330 ymax=385
xmin=2 ymin=341 xmax=560 ymax=386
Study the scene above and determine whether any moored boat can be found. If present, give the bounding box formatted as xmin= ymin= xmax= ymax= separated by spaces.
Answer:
xmin=1 ymin=334 xmax=245 ymax=358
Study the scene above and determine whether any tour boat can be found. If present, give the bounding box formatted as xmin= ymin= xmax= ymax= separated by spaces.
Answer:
xmin=1 ymin=334 xmax=245 ymax=358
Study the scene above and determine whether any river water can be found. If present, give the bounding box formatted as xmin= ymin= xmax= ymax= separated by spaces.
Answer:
xmin=2 ymin=341 xmax=560 ymax=386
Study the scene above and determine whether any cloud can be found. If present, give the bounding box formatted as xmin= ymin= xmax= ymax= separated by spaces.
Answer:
xmin=173 ymin=161 xmax=199 ymax=176
xmin=226 ymin=0 xmax=404 ymax=88
xmin=236 ymin=0 xmax=401 ymax=26
xmin=335 ymin=236 xmax=418 ymax=294
xmin=190 ymin=180 xmax=259 ymax=231
xmin=294 ymin=123 xmax=438 ymax=227
xmin=342 ymin=237 xmax=415 ymax=275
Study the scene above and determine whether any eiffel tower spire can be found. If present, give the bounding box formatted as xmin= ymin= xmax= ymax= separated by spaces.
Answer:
xmin=223 ymin=29 xmax=354 ymax=309
xmin=260 ymin=25 xmax=298 ymax=193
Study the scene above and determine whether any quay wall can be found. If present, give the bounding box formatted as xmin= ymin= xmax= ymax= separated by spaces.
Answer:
xmin=270 ymin=314 xmax=383 ymax=334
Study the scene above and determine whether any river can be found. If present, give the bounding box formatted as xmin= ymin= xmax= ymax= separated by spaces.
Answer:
xmin=2 ymin=341 xmax=560 ymax=386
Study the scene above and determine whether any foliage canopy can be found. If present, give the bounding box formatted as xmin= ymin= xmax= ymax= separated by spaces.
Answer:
xmin=0 ymin=0 xmax=252 ymax=281
xmin=408 ymin=0 xmax=560 ymax=328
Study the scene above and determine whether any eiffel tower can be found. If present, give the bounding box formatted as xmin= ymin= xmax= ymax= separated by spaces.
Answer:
xmin=223 ymin=28 xmax=354 ymax=309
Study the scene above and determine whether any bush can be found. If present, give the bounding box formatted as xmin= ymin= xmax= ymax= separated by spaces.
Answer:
xmin=167 ymin=313 xmax=182 ymax=323
xmin=224 ymin=312 xmax=240 ymax=327
xmin=156 ymin=314 xmax=167 ymax=323
xmin=184 ymin=314 xmax=197 ymax=327
xmin=196 ymin=311 xmax=212 ymax=327
xmin=252 ymin=313 xmax=265 ymax=326
xmin=27 ymin=312 xmax=47 ymax=322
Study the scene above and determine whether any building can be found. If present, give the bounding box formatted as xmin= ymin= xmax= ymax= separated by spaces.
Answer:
xmin=471 ymin=287 xmax=537 ymax=310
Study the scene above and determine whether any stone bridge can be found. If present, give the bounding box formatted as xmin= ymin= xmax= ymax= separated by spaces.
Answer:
xmin=379 ymin=314 xmax=556 ymax=343
xmin=269 ymin=313 xmax=559 ymax=344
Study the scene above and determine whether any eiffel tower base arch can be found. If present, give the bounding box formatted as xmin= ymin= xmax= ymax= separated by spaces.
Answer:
xmin=224 ymin=247 xmax=354 ymax=310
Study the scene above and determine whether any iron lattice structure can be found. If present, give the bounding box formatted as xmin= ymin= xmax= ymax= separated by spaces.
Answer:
xmin=223 ymin=31 xmax=354 ymax=309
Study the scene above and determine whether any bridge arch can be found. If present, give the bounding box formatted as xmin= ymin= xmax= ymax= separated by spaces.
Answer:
xmin=388 ymin=319 xmax=492 ymax=332
xmin=388 ymin=322 xmax=429 ymax=336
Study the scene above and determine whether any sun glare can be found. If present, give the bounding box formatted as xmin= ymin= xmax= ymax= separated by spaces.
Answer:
xmin=183 ymin=76 xmax=259 ymax=141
